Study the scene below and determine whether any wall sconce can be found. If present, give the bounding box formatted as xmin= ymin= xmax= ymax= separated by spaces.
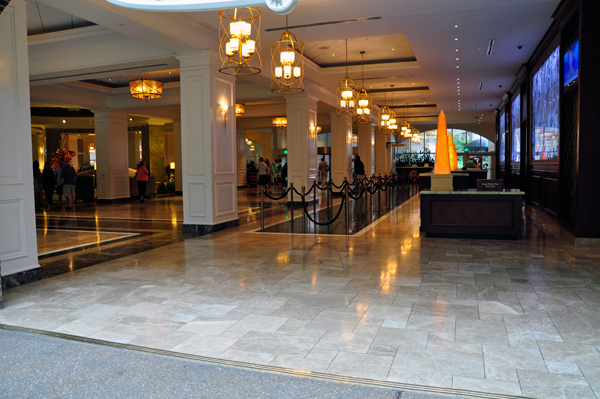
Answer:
xmin=220 ymin=102 xmax=229 ymax=128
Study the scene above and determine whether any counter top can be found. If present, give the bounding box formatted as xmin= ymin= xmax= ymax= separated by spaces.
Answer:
xmin=420 ymin=189 xmax=524 ymax=195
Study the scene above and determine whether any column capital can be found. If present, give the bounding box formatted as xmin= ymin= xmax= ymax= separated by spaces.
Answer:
xmin=285 ymin=93 xmax=319 ymax=108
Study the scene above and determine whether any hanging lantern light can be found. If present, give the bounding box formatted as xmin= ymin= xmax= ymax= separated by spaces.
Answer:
xmin=129 ymin=77 xmax=163 ymax=101
xmin=235 ymin=103 xmax=245 ymax=117
xmin=355 ymin=51 xmax=372 ymax=123
xmin=271 ymin=15 xmax=304 ymax=93
xmin=379 ymin=84 xmax=393 ymax=131
xmin=273 ymin=117 xmax=287 ymax=128
xmin=219 ymin=8 xmax=261 ymax=76
xmin=336 ymin=39 xmax=358 ymax=116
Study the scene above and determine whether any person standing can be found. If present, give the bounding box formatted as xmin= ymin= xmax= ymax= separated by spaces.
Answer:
xmin=55 ymin=161 xmax=64 ymax=211
xmin=61 ymin=161 xmax=77 ymax=212
xmin=281 ymin=162 xmax=288 ymax=187
xmin=42 ymin=163 xmax=56 ymax=212
xmin=354 ymin=155 xmax=365 ymax=182
xmin=272 ymin=159 xmax=280 ymax=186
xmin=257 ymin=157 xmax=269 ymax=193
xmin=33 ymin=161 xmax=43 ymax=210
xmin=318 ymin=157 xmax=329 ymax=188
xmin=136 ymin=160 xmax=149 ymax=203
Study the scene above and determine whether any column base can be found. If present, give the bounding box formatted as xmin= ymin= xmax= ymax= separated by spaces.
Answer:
xmin=1 ymin=266 xmax=42 ymax=292
xmin=183 ymin=219 xmax=239 ymax=236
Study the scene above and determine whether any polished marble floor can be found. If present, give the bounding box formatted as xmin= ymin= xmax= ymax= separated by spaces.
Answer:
xmin=3 ymin=189 xmax=600 ymax=398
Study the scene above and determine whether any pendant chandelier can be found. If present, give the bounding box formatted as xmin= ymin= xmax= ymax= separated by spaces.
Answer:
xmin=129 ymin=76 xmax=163 ymax=101
xmin=401 ymin=103 xmax=413 ymax=138
xmin=336 ymin=39 xmax=358 ymax=116
xmin=273 ymin=117 xmax=287 ymax=128
xmin=384 ymin=85 xmax=398 ymax=134
xmin=271 ymin=15 xmax=304 ymax=93
xmin=378 ymin=84 xmax=393 ymax=131
xmin=355 ymin=51 xmax=372 ymax=122
xmin=219 ymin=8 xmax=261 ymax=76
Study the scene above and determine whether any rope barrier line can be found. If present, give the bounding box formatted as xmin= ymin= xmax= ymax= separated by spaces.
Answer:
xmin=263 ymin=187 xmax=292 ymax=201
xmin=301 ymin=192 xmax=346 ymax=226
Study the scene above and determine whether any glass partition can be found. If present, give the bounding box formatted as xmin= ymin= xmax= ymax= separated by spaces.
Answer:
xmin=511 ymin=94 xmax=521 ymax=162
xmin=499 ymin=112 xmax=506 ymax=163
xmin=532 ymin=46 xmax=560 ymax=161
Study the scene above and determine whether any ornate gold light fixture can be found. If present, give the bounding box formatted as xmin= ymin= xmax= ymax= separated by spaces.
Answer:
xmin=355 ymin=51 xmax=372 ymax=123
xmin=235 ymin=103 xmax=245 ymax=117
xmin=378 ymin=84 xmax=393 ymax=131
xmin=273 ymin=117 xmax=287 ymax=128
xmin=129 ymin=77 xmax=163 ymax=101
xmin=271 ymin=15 xmax=304 ymax=93
xmin=400 ymin=103 xmax=413 ymax=138
xmin=336 ymin=39 xmax=358 ymax=116
xmin=219 ymin=8 xmax=261 ymax=76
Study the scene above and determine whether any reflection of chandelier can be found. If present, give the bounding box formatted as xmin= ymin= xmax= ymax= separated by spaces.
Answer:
xmin=235 ymin=103 xmax=245 ymax=117
xmin=336 ymin=39 xmax=358 ymax=116
xmin=273 ymin=117 xmax=287 ymax=128
xmin=271 ymin=15 xmax=304 ymax=93
xmin=355 ymin=51 xmax=372 ymax=122
xmin=219 ymin=8 xmax=261 ymax=76
xmin=129 ymin=78 xmax=163 ymax=101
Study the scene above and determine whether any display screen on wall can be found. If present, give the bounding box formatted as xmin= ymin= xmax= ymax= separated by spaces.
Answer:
xmin=511 ymin=95 xmax=521 ymax=162
xmin=532 ymin=46 xmax=560 ymax=161
xmin=564 ymin=40 xmax=579 ymax=87
xmin=499 ymin=112 xmax=506 ymax=163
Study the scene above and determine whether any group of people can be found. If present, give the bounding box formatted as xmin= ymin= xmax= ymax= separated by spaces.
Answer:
xmin=254 ymin=158 xmax=287 ymax=192
xmin=33 ymin=160 xmax=77 ymax=212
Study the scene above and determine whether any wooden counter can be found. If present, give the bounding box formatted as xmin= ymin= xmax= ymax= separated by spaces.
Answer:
xmin=420 ymin=189 xmax=525 ymax=239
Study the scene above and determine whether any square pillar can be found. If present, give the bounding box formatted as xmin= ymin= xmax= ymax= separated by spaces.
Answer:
xmin=148 ymin=123 xmax=166 ymax=181
xmin=357 ymin=122 xmax=375 ymax=177
xmin=286 ymin=94 xmax=318 ymax=202
xmin=375 ymin=128 xmax=391 ymax=176
xmin=94 ymin=110 xmax=131 ymax=200
xmin=0 ymin=0 xmax=41 ymax=288
xmin=330 ymin=112 xmax=353 ymax=185
xmin=177 ymin=51 xmax=238 ymax=233
xmin=173 ymin=121 xmax=183 ymax=193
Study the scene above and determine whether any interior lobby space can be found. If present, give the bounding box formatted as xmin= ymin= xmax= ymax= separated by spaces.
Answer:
xmin=2 ymin=0 xmax=600 ymax=398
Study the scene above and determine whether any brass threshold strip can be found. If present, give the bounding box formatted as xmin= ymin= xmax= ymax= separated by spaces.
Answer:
xmin=1 ymin=324 xmax=530 ymax=399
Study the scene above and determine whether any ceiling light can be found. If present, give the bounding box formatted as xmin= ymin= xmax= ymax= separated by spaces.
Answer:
xmin=219 ymin=7 xmax=261 ymax=76
xmin=455 ymin=49 xmax=459 ymax=52
xmin=355 ymin=50 xmax=372 ymax=123
xmin=336 ymin=39 xmax=358 ymax=117
xmin=456 ymin=58 xmax=459 ymax=60
xmin=392 ymin=48 xmax=395 ymax=50
xmin=456 ymin=66 xmax=460 ymax=68
xmin=272 ymin=117 xmax=287 ymax=128
xmin=455 ymin=38 xmax=458 ymax=41
xmin=129 ymin=77 xmax=163 ymax=101
xmin=454 ymin=25 xmax=459 ymax=28
xmin=169 ymin=72 xmax=171 ymax=74
xmin=62 ymin=120 xmax=66 ymax=123
xmin=271 ymin=15 xmax=304 ymax=94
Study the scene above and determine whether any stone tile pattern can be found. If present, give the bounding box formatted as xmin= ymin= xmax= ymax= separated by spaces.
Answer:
xmin=3 ymin=200 xmax=600 ymax=399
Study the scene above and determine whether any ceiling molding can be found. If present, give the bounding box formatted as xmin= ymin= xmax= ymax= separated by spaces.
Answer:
xmin=28 ymin=25 xmax=111 ymax=45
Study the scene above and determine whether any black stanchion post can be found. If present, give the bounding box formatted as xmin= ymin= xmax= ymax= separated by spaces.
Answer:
xmin=345 ymin=183 xmax=350 ymax=235
xmin=290 ymin=183 xmax=294 ymax=224
xmin=313 ymin=181 xmax=317 ymax=231
xmin=260 ymin=186 xmax=265 ymax=232
xmin=302 ymin=186 xmax=306 ymax=234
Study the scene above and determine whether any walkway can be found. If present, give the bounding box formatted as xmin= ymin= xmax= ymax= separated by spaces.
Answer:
xmin=2 ymin=189 xmax=600 ymax=398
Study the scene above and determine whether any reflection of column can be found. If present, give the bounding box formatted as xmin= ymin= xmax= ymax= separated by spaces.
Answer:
xmin=375 ymin=128 xmax=391 ymax=176
xmin=94 ymin=110 xmax=130 ymax=200
xmin=357 ymin=122 xmax=375 ymax=177
xmin=286 ymin=94 xmax=318 ymax=202
xmin=330 ymin=112 xmax=352 ymax=185
xmin=0 ymin=0 xmax=41 ymax=287
xmin=173 ymin=121 xmax=182 ymax=193
xmin=237 ymin=130 xmax=246 ymax=187
xmin=177 ymin=50 xmax=238 ymax=232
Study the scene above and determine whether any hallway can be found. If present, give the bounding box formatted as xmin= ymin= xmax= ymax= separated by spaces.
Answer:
xmin=3 ymin=191 xmax=600 ymax=398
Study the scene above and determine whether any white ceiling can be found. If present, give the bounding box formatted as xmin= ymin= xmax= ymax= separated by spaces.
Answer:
xmin=28 ymin=0 xmax=560 ymax=129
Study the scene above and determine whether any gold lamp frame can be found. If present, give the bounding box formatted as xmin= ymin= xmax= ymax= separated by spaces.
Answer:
xmin=129 ymin=78 xmax=164 ymax=101
xmin=271 ymin=15 xmax=304 ymax=93
xmin=355 ymin=51 xmax=372 ymax=123
xmin=378 ymin=84 xmax=393 ymax=132
xmin=336 ymin=39 xmax=358 ymax=117
xmin=219 ymin=8 xmax=261 ymax=76
xmin=273 ymin=117 xmax=287 ymax=128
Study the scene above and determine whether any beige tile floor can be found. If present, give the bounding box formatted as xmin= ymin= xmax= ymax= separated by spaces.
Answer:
xmin=37 ymin=229 xmax=138 ymax=255
xmin=4 ymin=192 xmax=600 ymax=398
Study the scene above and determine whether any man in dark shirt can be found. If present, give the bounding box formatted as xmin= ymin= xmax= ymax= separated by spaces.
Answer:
xmin=61 ymin=161 xmax=77 ymax=212
xmin=354 ymin=155 xmax=365 ymax=181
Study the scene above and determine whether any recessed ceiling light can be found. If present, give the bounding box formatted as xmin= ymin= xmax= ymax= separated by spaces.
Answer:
xmin=108 ymin=78 xmax=112 ymax=81
xmin=332 ymin=54 xmax=335 ymax=56
xmin=456 ymin=66 xmax=460 ymax=68
xmin=392 ymin=48 xmax=395 ymax=50
xmin=455 ymin=38 xmax=458 ymax=41
xmin=62 ymin=120 xmax=66 ymax=123
xmin=457 ymin=78 xmax=460 ymax=80
xmin=455 ymin=25 xmax=459 ymax=28
xmin=455 ymin=49 xmax=459 ymax=52
xmin=456 ymin=58 xmax=459 ymax=61
xmin=169 ymin=72 xmax=172 ymax=74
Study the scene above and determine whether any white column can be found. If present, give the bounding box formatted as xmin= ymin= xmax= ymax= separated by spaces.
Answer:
xmin=277 ymin=128 xmax=287 ymax=150
xmin=330 ymin=112 xmax=353 ymax=185
xmin=0 ymin=0 xmax=40 ymax=283
xmin=94 ymin=110 xmax=130 ymax=200
xmin=177 ymin=51 xmax=238 ymax=232
xmin=375 ymin=128 xmax=391 ymax=176
xmin=237 ymin=129 xmax=246 ymax=187
xmin=357 ymin=122 xmax=375 ymax=177
xmin=286 ymin=94 xmax=318 ymax=202
xmin=173 ymin=121 xmax=183 ymax=193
